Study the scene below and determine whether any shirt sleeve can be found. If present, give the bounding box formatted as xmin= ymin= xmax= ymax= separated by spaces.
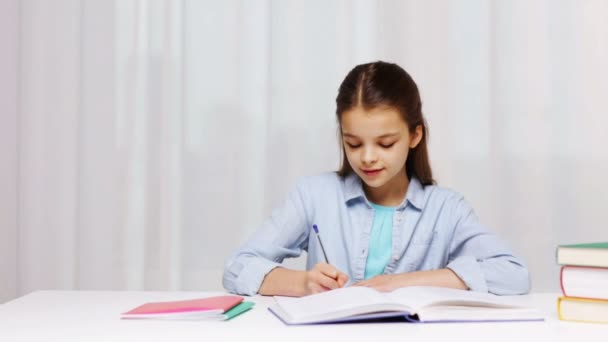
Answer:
xmin=222 ymin=179 xmax=311 ymax=296
xmin=445 ymin=195 xmax=531 ymax=295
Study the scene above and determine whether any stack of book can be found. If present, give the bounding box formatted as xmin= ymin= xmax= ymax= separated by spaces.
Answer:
xmin=556 ymin=242 xmax=608 ymax=324
xmin=121 ymin=295 xmax=254 ymax=321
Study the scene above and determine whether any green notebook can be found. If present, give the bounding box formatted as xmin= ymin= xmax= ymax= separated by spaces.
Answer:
xmin=557 ymin=242 xmax=608 ymax=267
xmin=223 ymin=301 xmax=255 ymax=320
xmin=560 ymin=242 xmax=608 ymax=249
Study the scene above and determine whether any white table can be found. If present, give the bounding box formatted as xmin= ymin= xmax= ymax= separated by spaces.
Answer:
xmin=0 ymin=291 xmax=607 ymax=341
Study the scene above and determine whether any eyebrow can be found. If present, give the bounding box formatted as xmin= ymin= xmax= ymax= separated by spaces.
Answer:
xmin=342 ymin=132 xmax=400 ymax=139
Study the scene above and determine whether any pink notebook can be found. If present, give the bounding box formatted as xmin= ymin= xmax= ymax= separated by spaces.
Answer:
xmin=122 ymin=296 xmax=243 ymax=319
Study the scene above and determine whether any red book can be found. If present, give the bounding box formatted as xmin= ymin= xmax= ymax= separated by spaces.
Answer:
xmin=560 ymin=265 xmax=608 ymax=300
xmin=122 ymin=295 xmax=243 ymax=319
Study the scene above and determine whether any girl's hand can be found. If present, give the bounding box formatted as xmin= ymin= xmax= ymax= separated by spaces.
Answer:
xmin=304 ymin=263 xmax=349 ymax=295
xmin=352 ymin=274 xmax=402 ymax=292
xmin=353 ymin=269 xmax=468 ymax=292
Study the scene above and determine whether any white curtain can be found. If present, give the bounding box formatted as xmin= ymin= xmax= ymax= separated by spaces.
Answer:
xmin=2 ymin=0 xmax=608 ymax=303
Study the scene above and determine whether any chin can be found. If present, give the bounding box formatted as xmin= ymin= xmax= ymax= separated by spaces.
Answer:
xmin=359 ymin=176 xmax=387 ymax=188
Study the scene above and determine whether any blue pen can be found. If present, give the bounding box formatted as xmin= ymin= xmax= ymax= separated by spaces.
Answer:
xmin=312 ymin=224 xmax=330 ymax=264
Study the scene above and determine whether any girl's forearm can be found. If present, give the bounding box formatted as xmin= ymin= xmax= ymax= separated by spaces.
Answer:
xmin=398 ymin=268 xmax=468 ymax=290
xmin=258 ymin=267 xmax=307 ymax=297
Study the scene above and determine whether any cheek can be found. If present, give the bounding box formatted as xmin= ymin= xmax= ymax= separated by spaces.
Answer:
xmin=388 ymin=146 xmax=409 ymax=165
xmin=344 ymin=149 xmax=358 ymax=164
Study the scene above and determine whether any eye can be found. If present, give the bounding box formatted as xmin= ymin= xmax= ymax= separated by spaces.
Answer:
xmin=380 ymin=143 xmax=395 ymax=148
xmin=346 ymin=143 xmax=361 ymax=149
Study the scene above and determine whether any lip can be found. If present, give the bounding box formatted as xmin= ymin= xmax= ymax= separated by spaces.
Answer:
xmin=362 ymin=168 xmax=383 ymax=177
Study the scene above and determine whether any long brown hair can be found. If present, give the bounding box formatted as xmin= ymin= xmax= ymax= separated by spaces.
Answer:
xmin=335 ymin=61 xmax=435 ymax=186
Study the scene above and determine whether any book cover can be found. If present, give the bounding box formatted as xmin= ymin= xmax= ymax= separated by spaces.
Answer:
xmin=556 ymin=242 xmax=608 ymax=267
xmin=558 ymin=296 xmax=608 ymax=324
xmin=121 ymin=295 xmax=244 ymax=320
xmin=560 ymin=265 xmax=608 ymax=300
xmin=268 ymin=286 xmax=544 ymax=325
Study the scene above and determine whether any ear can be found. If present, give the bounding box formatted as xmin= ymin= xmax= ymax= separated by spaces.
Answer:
xmin=409 ymin=125 xmax=423 ymax=148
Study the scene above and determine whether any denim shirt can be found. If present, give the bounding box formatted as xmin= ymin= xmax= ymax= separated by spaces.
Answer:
xmin=222 ymin=172 xmax=530 ymax=296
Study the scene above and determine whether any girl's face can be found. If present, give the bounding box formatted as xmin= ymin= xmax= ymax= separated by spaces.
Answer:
xmin=341 ymin=105 xmax=422 ymax=191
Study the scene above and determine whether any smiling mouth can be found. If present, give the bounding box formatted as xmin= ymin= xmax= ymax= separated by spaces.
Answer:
xmin=362 ymin=169 xmax=383 ymax=176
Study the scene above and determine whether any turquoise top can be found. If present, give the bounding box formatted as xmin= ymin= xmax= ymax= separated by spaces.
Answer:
xmin=364 ymin=203 xmax=396 ymax=279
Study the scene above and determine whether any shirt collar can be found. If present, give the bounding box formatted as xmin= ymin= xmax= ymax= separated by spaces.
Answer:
xmin=344 ymin=172 xmax=366 ymax=203
xmin=403 ymin=176 xmax=425 ymax=210
xmin=343 ymin=172 xmax=426 ymax=210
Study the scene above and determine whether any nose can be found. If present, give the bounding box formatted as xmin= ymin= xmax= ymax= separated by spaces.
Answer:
xmin=361 ymin=146 xmax=378 ymax=166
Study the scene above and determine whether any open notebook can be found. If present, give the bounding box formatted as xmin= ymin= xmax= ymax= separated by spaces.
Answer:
xmin=269 ymin=286 xmax=544 ymax=324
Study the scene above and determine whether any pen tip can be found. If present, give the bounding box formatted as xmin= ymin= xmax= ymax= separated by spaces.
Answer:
xmin=312 ymin=224 xmax=318 ymax=233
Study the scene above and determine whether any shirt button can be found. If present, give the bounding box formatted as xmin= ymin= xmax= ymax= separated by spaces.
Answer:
xmin=361 ymin=249 xmax=365 ymax=255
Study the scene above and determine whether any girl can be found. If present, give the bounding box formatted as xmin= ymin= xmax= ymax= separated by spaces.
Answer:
xmin=223 ymin=61 xmax=530 ymax=297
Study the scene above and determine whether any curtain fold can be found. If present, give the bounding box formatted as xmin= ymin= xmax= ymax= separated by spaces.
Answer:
xmin=0 ymin=0 xmax=19 ymax=303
